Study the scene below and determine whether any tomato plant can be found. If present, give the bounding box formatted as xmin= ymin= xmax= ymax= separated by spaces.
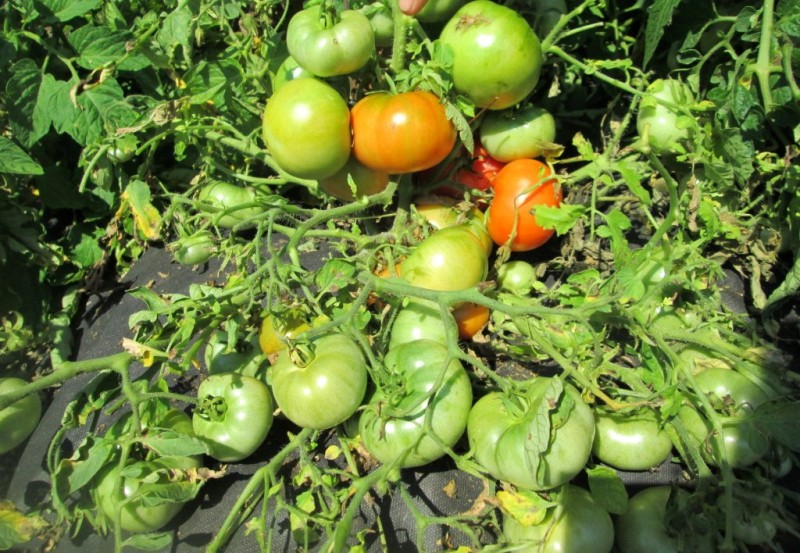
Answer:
xmin=400 ymin=223 xmax=489 ymax=291
xmin=270 ymin=333 xmax=367 ymax=430
xmin=262 ymin=77 xmax=352 ymax=180
xmin=592 ymin=407 xmax=673 ymax=471
xmin=359 ymin=339 xmax=473 ymax=468
xmin=468 ymin=377 xmax=595 ymax=490
xmin=204 ymin=330 xmax=265 ymax=379
xmin=635 ymin=78 xmax=695 ymax=154
xmin=503 ymin=485 xmax=614 ymax=553
xmin=0 ymin=377 xmax=41 ymax=455
xmin=286 ymin=6 xmax=374 ymax=78
xmin=439 ymin=0 xmax=544 ymax=109
xmin=479 ymin=105 xmax=557 ymax=162
xmin=319 ymin=156 xmax=390 ymax=202
xmin=192 ymin=374 xmax=274 ymax=462
xmin=486 ymin=158 xmax=561 ymax=251
xmin=351 ymin=90 xmax=457 ymax=174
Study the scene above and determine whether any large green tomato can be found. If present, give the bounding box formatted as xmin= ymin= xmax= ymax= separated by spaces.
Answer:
xmin=679 ymin=367 xmax=770 ymax=468
xmin=503 ymin=485 xmax=614 ymax=553
xmin=204 ymin=330 xmax=266 ymax=380
xmin=192 ymin=374 xmax=273 ymax=462
xmin=615 ymin=486 xmax=715 ymax=553
xmin=271 ymin=55 xmax=314 ymax=91
xmin=359 ymin=340 xmax=473 ymax=468
xmin=388 ymin=299 xmax=450 ymax=349
xmin=171 ymin=231 xmax=216 ymax=265
xmin=0 ymin=377 xmax=41 ymax=455
xmin=287 ymin=6 xmax=375 ymax=77
xmin=468 ymin=377 xmax=595 ymax=490
xmin=95 ymin=455 xmax=202 ymax=534
xmin=635 ymin=78 xmax=695 ymax=154
xmin=479 ymin=105 xmax=557 ymax=162
xmin=197 ymin=181 xmax=263 ymax=229
xmin=400 ymin=223 xmax=489 ymax=291
xmin=270 ymin=333 xmax=368 ymax=430
xmin=262 ymin=77 xmax=351 ymax=180
xmin=440 ymin=0 xmax=543 ymax=109
xmin=592 ymin=407 xmax=673 ymax=471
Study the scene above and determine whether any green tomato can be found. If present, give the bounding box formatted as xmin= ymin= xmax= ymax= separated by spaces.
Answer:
xmin=468 ymin=377 xmax=595 ymax=490
xmin=615 ymin=486 xmax=715 ymax=553
xmin=107 ymin=134 xmax=138 ymax=163
xmin=592 ymin=407 xmax=673 ymax=471
xmin=171 ymin=231 xmax=216 ymax=265
xmin=479 ymin=106 xmax=557 ymax=162
xmin=271 ymin=55 xmax=315 ymax=91
xmin=270 ymin=333 xmax=368 ymax=430
xmin=196 ymin=181 xmax=263 ymax=229
xmin=503 ymin=485 xmax=614 ymax=553
xmin=0 ymin=377 xmax=42 ymax=455
xmin=400 ymin=223 xmax=489 ymax=291
xmin=262 ymin=77 xmax=351 ymax=180
xmin=95 ymin=455 xmax=202 ymax=534
xmin=364 ymin=4 xmax=394 ymax=48
xmin=678 ymin=367 xmax=771 ymax=468
xmin=318 ymin=156 xmax=390 ymax=202
xmin=204 ymin=330 xmax=266 ymax=380
xmin=192 ymin=374 xmax=273 ymax=462
xmin=440 ymin=0 xmax=543 ymax=109
xmin=388 ymin=299 xmax=450 ymax=350
xmin=359 ymin=339 xmax=473 ymax=468
xmin=636 ymin=78 xmax=695 ymax=154
xmin=287 ymin=6 xmax=375 ymax=77
xmin=497 ymin=260 xmax=537 ymax=295
xmin=417 ymin=0 xmax=467 ymax=22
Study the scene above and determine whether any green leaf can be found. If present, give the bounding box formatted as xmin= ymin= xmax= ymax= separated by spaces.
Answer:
xmin=752 ymin=401 xmax=800 ymax=452
xmin=70 ymin=227 xmax=104 ymax=268
xmin=0 ymin=136 xmax=43 ymax=175
xmin=6 ymin=59 xmax=51 ymax=147
xmin=643 ymin=0 xmax=681 ymax=67
xmin=68 ymin=25 xmax=151 ymax=71
xmin=586 ymin=466 xmax=628 ymax=514
xmin=157 ymin=2 xmax=197 ymax=62
xmin=764 ymin=253 xmax=800 ymax=313
xmin=139 ymin=431 xmax=209 ymax=457
xmin=615 ymin=158 xmax=651 ymax=205
xmin=65 ymin=439 xmax=115 ymax=494
xmin=69 ymin=78 xmax=138 ymax=146
xmin=315 ymin=258 xmax=357 ymax=294
xmin=122 ymin=532 xmax=173 ymax=551
xmin=712 ymin=127 xmax=755 ymax=184
xmin=534 ymin=204 xmax=586 ymax=235
xmin=19 ymin=0 xmax=101 ymax=22
xmin=123 ymin=180 xmax=162 ymax=240
xmin=595 ymin=208 xmax=631 ymax=264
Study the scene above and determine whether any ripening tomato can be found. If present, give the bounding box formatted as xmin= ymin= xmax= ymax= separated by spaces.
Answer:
xmin=351 ymin=91 xmax=457 ymax=174
xmin=453 ymin=302 xmax=490 ymax=339
xmin=486 ymin=159 xmax=561 ymax=251
xmin=262 ymin=77 xmax=351 ymax=180
xmin=453 ymin=144 xmax=506 ymax=191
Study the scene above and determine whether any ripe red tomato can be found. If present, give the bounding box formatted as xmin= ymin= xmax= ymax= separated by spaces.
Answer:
xmin=453 ymin=144 xmax=506 ymax=192
xmin=351 ymin=91 xmax=457 ymax=174
xmin=486 ymin=159 xmax=561 ymax=251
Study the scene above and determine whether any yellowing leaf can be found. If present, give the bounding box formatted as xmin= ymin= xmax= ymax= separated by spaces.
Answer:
xmin=122 ymin=180 xmax=162 ymax=241
xmin=497 ymin=489 xmax=555 ymax=527
xmin=0 ymin=500 xmax=48 ymax=549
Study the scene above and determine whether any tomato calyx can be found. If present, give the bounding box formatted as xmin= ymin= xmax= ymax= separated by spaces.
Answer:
xmin=195 ymin=395 xmax=228 ymax=423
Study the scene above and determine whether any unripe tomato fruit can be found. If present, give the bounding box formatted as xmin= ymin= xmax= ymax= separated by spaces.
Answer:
xmin=440 ymin=0 xmax=543 ymax=109
xmin=319 ymin=156 xmax=390 ymax=201
xmin=0 ymin=377 xmax=41 ymax=455
xmin=351 ymin=90 xmax=457 ymax=174
xmin=262 ymin=78 xmax=351 ymax=180
xmin=486 ymin=159 xmax=561 ymax=251
xmin=480 ymin=105 xmax=557 ymax=162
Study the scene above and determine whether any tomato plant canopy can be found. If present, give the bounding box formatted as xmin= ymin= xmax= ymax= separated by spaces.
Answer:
xmin=1 ymin=0 xmax=800 ymax=552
